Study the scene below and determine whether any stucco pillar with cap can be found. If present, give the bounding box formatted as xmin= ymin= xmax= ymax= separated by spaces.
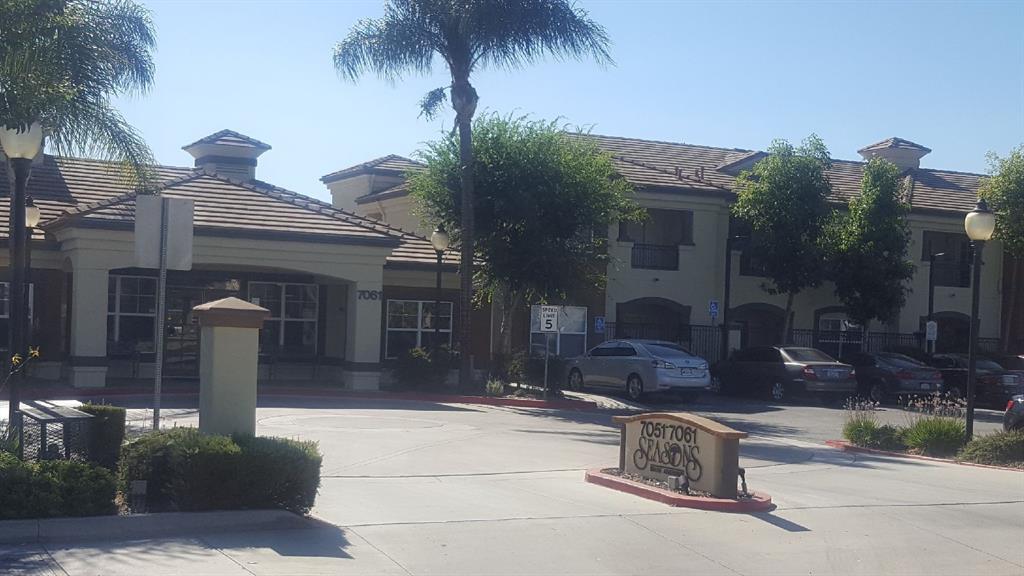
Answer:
xmin=192 ymin=297 xmax=270 ymax=437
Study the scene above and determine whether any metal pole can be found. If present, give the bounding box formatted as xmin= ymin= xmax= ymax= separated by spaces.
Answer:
xmin=543 ymin=332 xmax=550 ymax=400
xmin=965 ymin=241 xmax=984 ymax=442
xmin=434 ymin=250 xmax=443 ymax=349
xmin=7 ymin=158 xmax=31 ymax=426
xmin=152 ymin=197 xmax=169 ymax=430
xmin=721 ymin=237 xmax=733 ymax=363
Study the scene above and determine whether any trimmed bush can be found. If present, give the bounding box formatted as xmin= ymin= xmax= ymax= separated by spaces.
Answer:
xmin=902 ymin=416 xmax=966 ymax=457
xmin=843 ymin=419 xmax=906 ymax=451
xmin=78 ymin=403 xmax=126 ymax=469
xmin=0 ymin=453 xmax=116 ymax=519
xmin=36 ymin=459 xmax=117 ymax=517
xmin=393 ymin=347 xmax=453 ymax=390
xmin=958 ymin=430 xmax=1024 ymax=467
xmin=118 ymin=427 xmax=322 ymax=514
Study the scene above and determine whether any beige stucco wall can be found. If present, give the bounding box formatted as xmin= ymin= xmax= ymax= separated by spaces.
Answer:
xmin=354 ymin=194 xmax=426 ymax=236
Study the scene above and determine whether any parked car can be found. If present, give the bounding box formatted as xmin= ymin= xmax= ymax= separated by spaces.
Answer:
xmin=1004 ymin=395 xmax=1024 ymax=431
xmin=928 ymin=353 xmax=1024 ymax=407
xmin=713 ymin=346 xmax=856 ymax=403
xmin=565 ymin=340 xmax=710 ymax=401
xmin=841 ymin=351 xmax=945 ymax=403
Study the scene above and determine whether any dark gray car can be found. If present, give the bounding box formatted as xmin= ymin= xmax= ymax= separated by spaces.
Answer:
xmin=713 ymin=346 xmax=857 ymax=403
xmin=1004 ymin=395 xmax=1024 ymax=431
xmin=841 ymin=351 xmax=945 ymax=403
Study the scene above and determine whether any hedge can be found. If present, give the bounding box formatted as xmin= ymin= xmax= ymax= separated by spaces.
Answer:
xmin=0 ymin=453 xmax=116 ymax=519
xmin=958 ymin=430 xmax=1024 ymax=466
xmin=78 ymin=403 xmax=126 ymax=469
xmin=118 ymin=427 xmax=322 ymax=514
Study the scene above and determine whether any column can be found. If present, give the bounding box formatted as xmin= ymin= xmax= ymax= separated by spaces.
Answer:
xmin=68 ymin=266 xmax=109 ymax=387
xmin=344 ymin=279 xmax=383 ymax=390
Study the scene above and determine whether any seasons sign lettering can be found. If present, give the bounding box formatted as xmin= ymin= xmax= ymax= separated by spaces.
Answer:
xmin=613 ymin=412 xmax=747 ymax=499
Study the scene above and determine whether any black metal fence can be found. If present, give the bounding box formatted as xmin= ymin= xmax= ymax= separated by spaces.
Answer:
xmin=630 ymin=243 xmax=679 ymax=270
xmin=16 ymin=404 xmax=93 ymax=462
xmin=606 ymin=322 xmax=1004 ymax=363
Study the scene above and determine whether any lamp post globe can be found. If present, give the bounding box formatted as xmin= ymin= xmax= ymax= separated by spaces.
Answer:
xmin=430 ymin=226 xmax=450 ymax=252
xmin=0 ymin=123 xmax=43 ymax=159
xmin=964 ymin=199 xmax=995 ymax=242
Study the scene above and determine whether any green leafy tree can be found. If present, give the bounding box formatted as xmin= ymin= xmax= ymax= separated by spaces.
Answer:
xmin=0 ymin=0 xmax=157 ymax=186
xmin=334 ymin=0 xmax=611 ymax=387
xmin=732 ymin=135 xmax=832 ymax=342
xmin=826 ymin=157 xmax=915 ymax=334
xmin=978 ymin=145 xmax=1024 ymax=350
xmin=409 ymin=114 xmax=641 ymax=357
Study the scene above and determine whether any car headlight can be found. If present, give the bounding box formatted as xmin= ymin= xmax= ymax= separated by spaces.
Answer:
xmin=698 ymin=362 xmax=708 ymax=371
xmin=652 ymin=359 xmax=676 ymax=369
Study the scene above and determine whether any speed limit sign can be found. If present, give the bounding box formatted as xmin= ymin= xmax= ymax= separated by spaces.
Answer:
xmin=540 ymin=306 xmax=559 ymax=333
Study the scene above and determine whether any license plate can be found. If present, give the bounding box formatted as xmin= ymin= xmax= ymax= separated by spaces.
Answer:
xmin=680 ymin=368 xmax=699 ymax=377
xmin=826 ymin=369 xmax=840 ymax=379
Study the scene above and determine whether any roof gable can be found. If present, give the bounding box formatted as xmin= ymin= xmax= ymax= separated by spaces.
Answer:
xmin=320 ymin=154 xmax=423 ymax=184
xmin=182 ymin=129 xmax=271 ymax=151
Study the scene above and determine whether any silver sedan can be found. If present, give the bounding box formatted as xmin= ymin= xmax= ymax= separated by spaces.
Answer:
xmin=566 ymin=339 xmax=710 ymax=401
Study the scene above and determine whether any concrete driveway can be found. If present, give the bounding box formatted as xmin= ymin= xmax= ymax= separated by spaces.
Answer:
xmin=2 ymin=395 xmax=1021 ymax=575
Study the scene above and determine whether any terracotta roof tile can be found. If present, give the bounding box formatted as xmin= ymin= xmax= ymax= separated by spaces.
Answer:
xmin=320 ymin=154 xmax=423 ymax=184
xmin=858 ymin=137 xmax=931 ymax=154
xmin=182 ymin=129 xmax=271 ymax=151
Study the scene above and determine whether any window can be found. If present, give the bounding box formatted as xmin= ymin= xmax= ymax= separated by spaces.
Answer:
xmin=385 ymin=300 xmax=453 ymax=359
xmin=107 ymin=275 xmax=156 ymax=355
xmin=619 ymin=209 xmax=694 ymax=245
xmin=922 ymin=231 xmax=972 ymax=287
xmin=249 ymin=282 xmax=319 ymax=357
xmin=0 ymin=282 xmax=34 ymax=351
xmin=529 ymin=305 xmax=587 ymax=358
xmin=782 ymin=348 xmax=836 ymax=363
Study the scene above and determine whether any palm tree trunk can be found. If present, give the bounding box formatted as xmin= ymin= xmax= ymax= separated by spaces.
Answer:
xmin=452 ymin=78 xmax=478 ymax=391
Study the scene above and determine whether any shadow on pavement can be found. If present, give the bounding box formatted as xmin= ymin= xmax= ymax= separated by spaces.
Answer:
xmin=751 ymin=512 xmax=812 ymax=532
xmin=200 ymin=523 xmax=353 ymax=559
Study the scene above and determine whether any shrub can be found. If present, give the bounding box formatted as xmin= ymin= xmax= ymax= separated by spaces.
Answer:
xmin=902 ymin=416 xmax=966 ymax=457
xmin=0 ymin=453 xmax=60 ymax=519
xmin=393 ymin=347 xmax=453 ymax=390
xmin=507 ymin=349 xmax=566 ymax=391
xmin=958 ymin=430 xmax=1024 ymax=467
xmin=485 ymin=379 xmax=505 ymax=397
xmin=843 ymin=420 xmax=906 ymax=451
xmin=78 ymin=404 xmax=126 ymax=469
xmin=36 ymin=459 xmax=117 ymax=517
xmin=118 ymin=427 xmax=322 ymax=515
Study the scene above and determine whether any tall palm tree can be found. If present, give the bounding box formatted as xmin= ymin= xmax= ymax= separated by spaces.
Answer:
xmin=0 ymin=0 xmax=157 ymax=186
xmin=334 ymin=0 xmax=611 ymax=389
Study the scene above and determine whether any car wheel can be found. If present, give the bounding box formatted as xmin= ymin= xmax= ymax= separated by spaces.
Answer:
xmin=567 ymin=369 xmax=584 ymax=392
xmin=769 ymin=381 xmax=786 ymax=403
xmin=708 ymin=375 xmax=722 ymax=394
xmin=869 ymin=382 xmax=886 ymax=404
xmin=626 ymin=374 xmax=644 ymax=402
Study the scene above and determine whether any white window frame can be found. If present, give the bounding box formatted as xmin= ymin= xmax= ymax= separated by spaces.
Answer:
xmin=529 ymin=305 xmax=588 ymax=357
xmin=107 ymin=275 xmax=156 ymax=348
xmin=248 ymin=282 xmax=319 ymax=355
xmin=0 ymin=281 xmax=33 ymax=320
xmin=385 ymin=299 xmax=453 ymax=359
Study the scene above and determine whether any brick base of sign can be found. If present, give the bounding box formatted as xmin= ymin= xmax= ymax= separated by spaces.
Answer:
xmin=584 ymin=469 xmax=774 ymax=513
xmin=825 ymin=440 xmax=1024 ymax=472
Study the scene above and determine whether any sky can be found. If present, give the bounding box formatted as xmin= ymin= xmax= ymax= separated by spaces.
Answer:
xmin=112 ymin=0 xmax=1024 ymax=202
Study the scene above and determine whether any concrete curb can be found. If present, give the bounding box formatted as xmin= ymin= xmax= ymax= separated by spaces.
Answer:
xmin=18 ymin=386 xmax=601 ymax=411
xmin=0 ymin=509 xmax=314 ymax=545
xmin=584 ymin=469 xmax=774 ymax=513
xmin=825 ymin=440 xmax=1024 ymax=472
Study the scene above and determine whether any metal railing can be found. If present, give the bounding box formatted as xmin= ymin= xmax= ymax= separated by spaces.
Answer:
xmin=630 ymin=243 xmax=679 ymax=270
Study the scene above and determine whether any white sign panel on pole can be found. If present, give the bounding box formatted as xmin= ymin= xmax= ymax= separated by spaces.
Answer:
xmin=925 ymin=321 xmax=938 ymax=342
xmin=135 ymin=195 xmax=195 ymax=271
xmin=708 ymin=299 xmax=719 ymax=319
xmin=539 ymin=305 xmax=560 ymax=333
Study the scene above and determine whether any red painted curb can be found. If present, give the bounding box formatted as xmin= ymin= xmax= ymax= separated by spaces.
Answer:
xmin=825 ymin=440 xmax=1024 ymax=472
xmin=584 ymin=469 xmax=774 ymax=513
xmin=15 ymin=386 xmax=599 ymax=411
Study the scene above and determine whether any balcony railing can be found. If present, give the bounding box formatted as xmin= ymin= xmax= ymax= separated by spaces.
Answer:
xmin=631 ymin=243 xmax=679 ymax=270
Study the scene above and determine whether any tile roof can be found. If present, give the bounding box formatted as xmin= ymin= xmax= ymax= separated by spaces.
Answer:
xmin=182 ymin=129 xmax=271 ymax=151
xmin=858 ymin=137 xmax=931 ymax=154
xmin=0 ymin=155 xmax=451 ymax=267
xmin=320 ymin=154 xmax=423 ymax=184
xmin=355 ymin=181 xmax=410 ymax=205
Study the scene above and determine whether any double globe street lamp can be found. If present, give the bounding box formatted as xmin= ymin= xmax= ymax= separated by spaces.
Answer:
xmin=1 ymin=122 xmax=44 ymax=425
xmin=963 ymin=199 xmax=996 ymax=441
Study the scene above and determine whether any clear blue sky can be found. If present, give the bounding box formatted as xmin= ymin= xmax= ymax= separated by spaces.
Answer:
xmin=113 ymin=0 xmax=1024 ymax=202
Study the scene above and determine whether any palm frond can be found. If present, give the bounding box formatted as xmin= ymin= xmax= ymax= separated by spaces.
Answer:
xmin=333 ymin=0 xmax=437 ymax=82
xmin=419 ymin=86 xmax=448 ymax=119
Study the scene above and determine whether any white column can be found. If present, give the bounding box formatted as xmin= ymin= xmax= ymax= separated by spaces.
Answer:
xmin=68 ymin=266 xmax=109 ymax=387
xmin=344 ymin=279 xmax=383 ymax=390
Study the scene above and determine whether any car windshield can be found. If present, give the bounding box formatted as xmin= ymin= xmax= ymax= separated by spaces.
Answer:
xmin=977 ymin=359 xmax=1005 ymax=371
xmin=643 ymin=343 xmax=693 ymax=357
xmin=877 ymin=353 xmax=928 ymax=369
xmin=782 ymin=348 xmax=836 ymax=363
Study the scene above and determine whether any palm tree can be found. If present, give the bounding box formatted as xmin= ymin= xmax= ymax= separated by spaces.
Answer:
xmin=334 ymin=0 xmax=611 ymax=389
xmin=0 ymin=0 xmax=157 ymax=186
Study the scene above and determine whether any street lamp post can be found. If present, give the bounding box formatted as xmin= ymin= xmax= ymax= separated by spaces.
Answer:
xmin=1 ymin=123 xmax=44 ymax=426
xmin=24 ymin=197 xmax=40 ymax=372
xmin=926 ymin=251 xmax=945 ymax=354
xmin=430 ymin=226 xmax=450 ymax=350
xmin=720 ymin=235 xmax=747 ymax=363
xmin=963 ymin=199 xmax=996 ymax=442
